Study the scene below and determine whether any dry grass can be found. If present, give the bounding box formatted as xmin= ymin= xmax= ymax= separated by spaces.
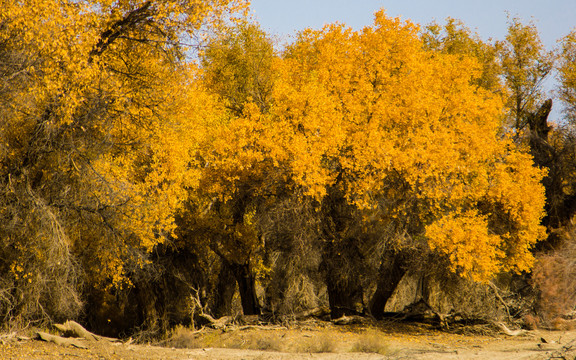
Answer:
xmin=164 ymin=324 xmax=396 ymax=355
xmin=351 ymin=329 xmax=390 ymax=355
xmin=297 ymin=333 xmax=337 ymax=353
xmin=166 ymin=325 xmax=203 ymax=349
xmin=248 ymin=333 xmax=284 ymax=351
xmin=532 ymin=231 xmax=576 ymax=325
xmin=166 ymin=326 xmax=287 ymax=351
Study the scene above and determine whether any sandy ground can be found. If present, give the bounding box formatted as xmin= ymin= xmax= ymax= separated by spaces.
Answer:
xmin=1 ymin=324 xmax=574 ymax=360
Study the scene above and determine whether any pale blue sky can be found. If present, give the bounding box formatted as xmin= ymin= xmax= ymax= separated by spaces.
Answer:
xmin=249 ymin=0 xmax=576 ymax=49
xmin=249 ymin=0 xmax=576 ymax=122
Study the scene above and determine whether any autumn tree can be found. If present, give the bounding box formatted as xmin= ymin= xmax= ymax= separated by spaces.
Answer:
xmin=269 ymin=11 xmax=546 ymax=316
xmin=559 ymin=31 xmax=576 ymax=122
xmin=421 ymin=18 xmax=502 ymax=93
xmin=498 ymin=17 xmax=555 ymax=133
xmin=0 ymin=0 xmax=247 ymax=330
xmin=427 ymin=17 xmax=576 ymax=239
xmin=200 ymin=21 xmax=276 ymax=115
xmin=498 ymin=19 xmax=576 ymax=233
xmin=173 ymin=22 xmax=279 ymax=316
xmin=189 ymin=11 xmax=547 ymax=320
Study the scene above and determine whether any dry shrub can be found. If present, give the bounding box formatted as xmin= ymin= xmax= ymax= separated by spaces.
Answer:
xmin=552 ymin=317 xmax=576 ymax=331
xmin=166 ymin=327 xmax=288 ymax=351
xmin=351 ymin=330 xmax=390 ymax=355
xmin=259 ymin=197 xmax=326 ymax=315
xmin=253 ymin=334 xmax=283 ymax=351
xmin=532 ymin=232 xmax=576 ymax=324
xmin=0 ymin=183 xmax=83 ymax=328
xmin=523 ymin=314 xmax=540 ymax=330
xmin=299 ymin=333 xmax=337 ymax=353
xmin=391 ymin=262 xmax=507 ymax=322
xmin=166 ymin=326 xmax=203 ymax=349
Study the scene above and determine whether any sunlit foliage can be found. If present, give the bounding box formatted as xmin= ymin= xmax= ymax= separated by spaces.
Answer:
xmin=0 ymin=0 xmax=246 ymax=323
xmin=559 ymin=30 xmax=576 ymax=125
xmin=0 ymin=1 xmax=551 ymax=329
xmin=204 ymin=11 xmax=546 ymax=283
xmin=421 ymin=18 xmax=502 ymax=93
xmin=498 ymin=17 xmax=555 ymax=132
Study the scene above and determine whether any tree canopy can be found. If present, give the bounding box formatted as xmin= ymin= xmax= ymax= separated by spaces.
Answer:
xmin=0 ymin=2 xmax=567 ymax=333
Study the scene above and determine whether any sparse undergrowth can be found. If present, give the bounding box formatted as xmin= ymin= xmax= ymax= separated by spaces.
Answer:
xmin=5 ymin=321 xmax=576 ymax=360
xmin=165 ymin=323 xmax=400 ymax=355
xmin=351 ymin=329 xmax=391 ymax=355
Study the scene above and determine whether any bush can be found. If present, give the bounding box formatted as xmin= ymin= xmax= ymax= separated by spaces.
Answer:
xmin=532 ymin=230 xmax=576 ymax=325
xmin=351 ymin=330 xmax=390 ymax=355
xmin=299 ymin=333 xmax=337 ymax=353
xmin=166 ymin=326 xmax=203 ymax=349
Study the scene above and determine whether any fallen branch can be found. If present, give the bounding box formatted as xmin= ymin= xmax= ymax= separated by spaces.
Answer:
xmin=332 ymin=315 xmax=366 ymax=325
xmin=37 ymin=331 xmax=87 ymax=349
xmin=293 ymin=307 xmax=330 ymax=320
xmin=197 ymin=314 xmax=233 ymax=330
xmin=237 ymin=325 xmax=287 ymax=331
xmin=495 ymin=322 xmax=528 ymax=336
xmin=53 ymin=320 xmax=119 ymax=342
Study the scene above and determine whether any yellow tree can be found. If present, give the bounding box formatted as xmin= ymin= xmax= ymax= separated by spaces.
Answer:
xmin=169 ymin=10 xmax=547 ymax=319
xmin=498 ymin=17 xmax=555 ymax=133
xmin=201 ymin=21 xmax=276 ymax=115
xmin=173 ymin=22 xmax=279 ymax=316
xmin=208 ymin=11 xmax=547 ymax=317
xmin=559 ymin=30 xmax=576 ymax=125
xmin=423 ymin=18 xmax=576 ymax=234
xmin=421 ymin=18 xmax=502 ymax=93
xmin=531 ymin=30 xmax=576 ymax=231
xmin=0 ymin=0 xmax=246 ymax=326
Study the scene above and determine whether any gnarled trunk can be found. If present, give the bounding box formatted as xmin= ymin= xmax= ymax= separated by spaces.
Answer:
xmin=229 ymin=262 xmax=261 ymax=316
xmin=320 ymin=182 xmax=365 ymax=318
xmin=212 ymin=263 xmax=236 ymax=318
xmin=325 ymin=273 xmax=364 ymax=318
xmin=370 ymin=252 xmax=407 ymax=319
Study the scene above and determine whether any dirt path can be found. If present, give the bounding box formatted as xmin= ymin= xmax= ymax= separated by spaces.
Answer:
xmin=1 ymin=326 xmax=574 ymax=359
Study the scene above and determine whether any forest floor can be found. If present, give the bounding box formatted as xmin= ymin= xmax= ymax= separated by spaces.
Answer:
xmin=1 ymin=320 xmax=575 ymax=360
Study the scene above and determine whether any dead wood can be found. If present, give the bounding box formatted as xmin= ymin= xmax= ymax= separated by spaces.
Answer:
xmin=237 ymin=325 xmax=287 ymax=331
xmin=238 ymin=314 xmax=260 ymax=325
xmin=53 ymin=320 xmax=119 ymax=342
xmin=488 ymin=282 xmax=513 ymax=323
xmin=495 ymin=322 xmax=528 ymax=336
xmin=332 ymin=315 xmax=366 ymax=325
xmin=36 ymin=331 xmax=87 ymax=349
xmin=197 ymin=314 xmax=233 ymax=329
xmin=293 ymin=307 xmax=330 ymax=320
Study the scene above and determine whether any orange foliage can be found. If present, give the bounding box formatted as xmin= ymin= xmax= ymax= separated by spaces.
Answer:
xmin=0 ymin=0 xmax=247 ymax=290
xmin=202 ymin=10 xmax=546 ymax=282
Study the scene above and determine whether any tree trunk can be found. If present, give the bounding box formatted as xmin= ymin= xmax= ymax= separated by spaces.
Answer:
xmin=212 ymin=263 xmax=236 ymax=318
xmin=320 ymin=181 xmax=365 ymax=319
xmin=322 ymin=235 xmax=365 ymax=318
xmin=325 ymin=275 xmax=364 ymax=318
xmin=369 ymin=252 xmax=407 ymax=319
xmin=229 ymin=262 xmax=261 ymax=316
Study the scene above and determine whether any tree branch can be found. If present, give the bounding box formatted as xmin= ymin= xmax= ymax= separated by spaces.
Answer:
xmin=88 ymin=1 xmax=154 ymax=64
